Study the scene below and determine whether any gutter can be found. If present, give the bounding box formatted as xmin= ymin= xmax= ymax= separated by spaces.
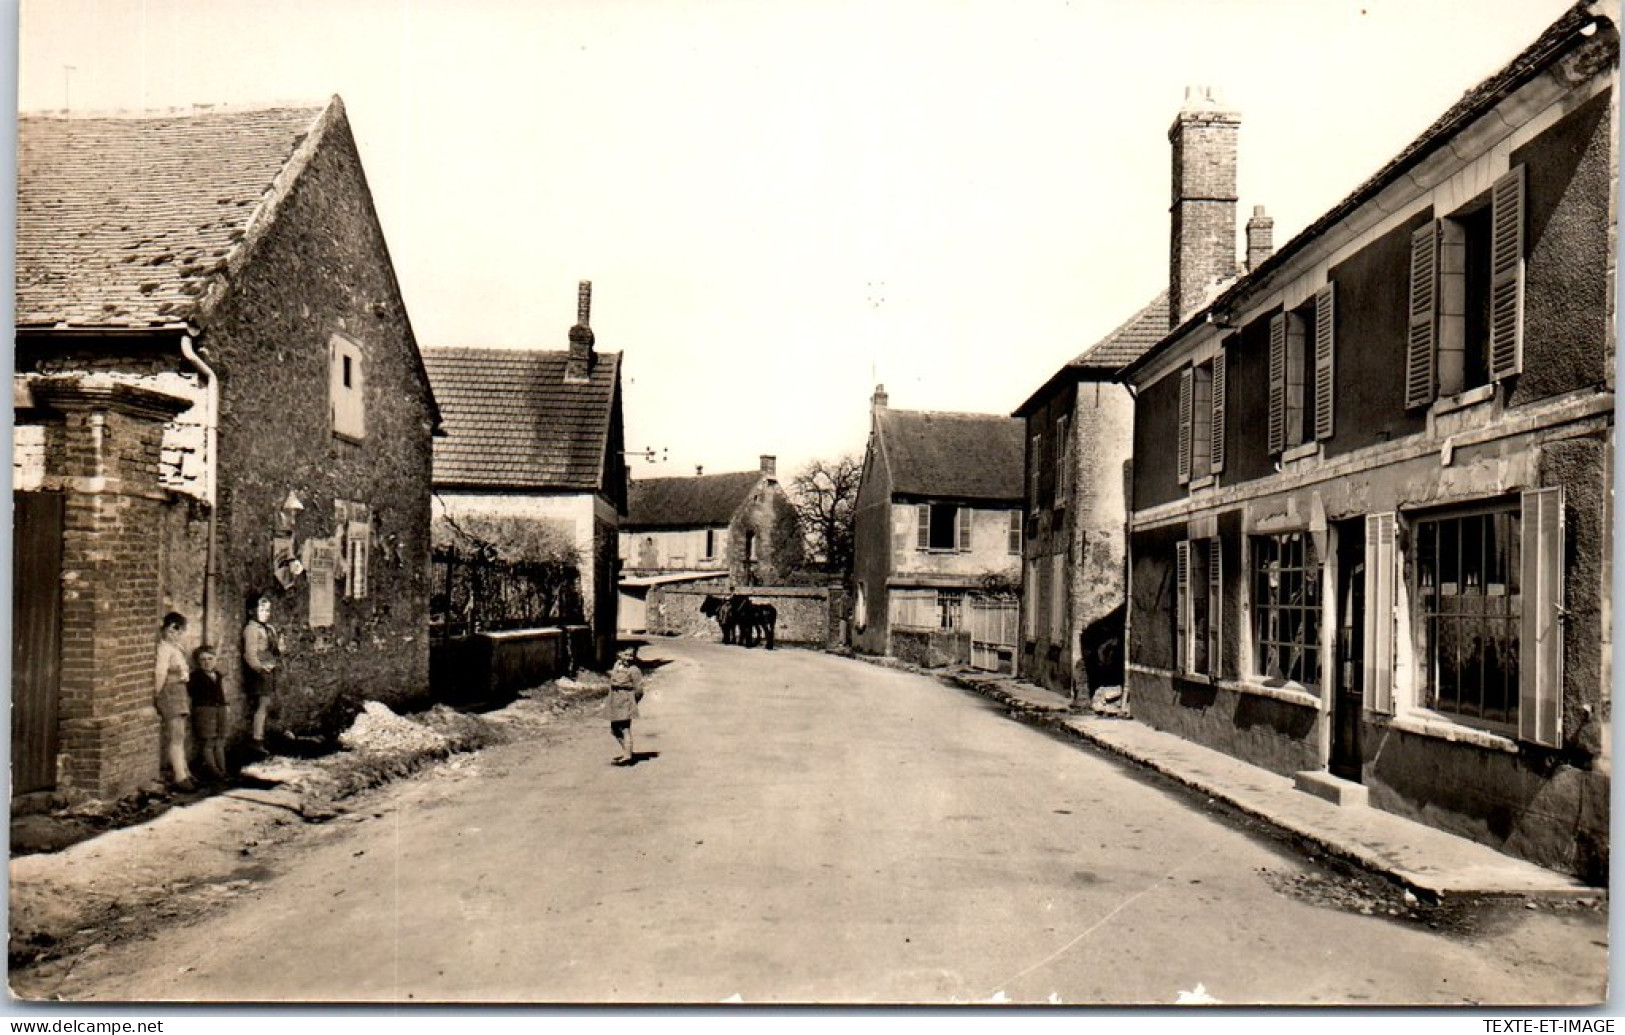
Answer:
xmin=180 ymin=334 xmax=220 ymax=646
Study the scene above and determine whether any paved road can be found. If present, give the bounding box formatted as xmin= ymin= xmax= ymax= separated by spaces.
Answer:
xmin=36 ymin=640 xmax=1607 ymax=1004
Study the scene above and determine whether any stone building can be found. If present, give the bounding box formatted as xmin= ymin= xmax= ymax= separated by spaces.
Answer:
xmin=852 ymin=388 xmax=1025 ymax=668
xmin=422 ymin=282 xmax=629 ymax=671
xmin=1118 ymin=3 xmax=1616 ymax=880
xmin=14 ymin=98 xmax=441 ymax=801
xmin=618 ymin=456 xmax=802 ymax=584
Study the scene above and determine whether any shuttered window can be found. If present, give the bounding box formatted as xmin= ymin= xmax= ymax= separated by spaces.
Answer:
xmin=1268 ymin=314 xmax=1287 ymax=455
xmin=916 ymin=504 xmax=930 ymax=551
xmin=957 ymin=506 xmax=972 ymax=552
xmin=1488 ymin=165 xmax=1527 ymax=382
xmin=1008 ymin=511 xmax=1022 ymax=555
xmin=1519 ymin=487 xmax=1563 ymax=746
xmin=1206 ymin=538 xmax=1223 ymax=678
xmin=1176 ymin=538 xmax=1219 ymax=677
xmin=918 ymin=504 xmax=969 ymax=552
xmin=1177 ymin=368 xmax=1194 ymax=485
xmin=1210 ymin=349 xmax=1227 ymax=474
xmin=1313 ymin=283 xmax=1336 ymax=441
xmin=1417 ymin=505 xmax=1521 ymax=730
xmin=1055 ymin=414 xmax=1071 ymax=504
xmin=1175 ymin=540 xmax=1190 ymax=673
xmin=1363 ymin=512 xmax=1397 ymax=715
xmin=330 ymin=335 xmax=366 ymax=440
xmin=1406 ymin=221 xmax=1440 ymax=409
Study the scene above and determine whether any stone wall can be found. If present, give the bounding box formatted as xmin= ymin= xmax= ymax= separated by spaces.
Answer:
xmin=647 ymin=583 xmax=837 ymax=646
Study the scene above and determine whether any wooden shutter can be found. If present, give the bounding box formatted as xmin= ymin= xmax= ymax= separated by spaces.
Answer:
xmin=1268 ymin=314 xmax=1287 ymax=455
xmin=1489 ymin=165 xmax=1527 ymax=381
xmin=1177 ymin=368 xmax=1194 ymax=485
xmin=1363 ymin=512 xmax=1397 ymax=715
xmin=1519 ymin=487 xmax=1564 ymax=747
xmin=957 ymin=506 xmax=972 ymax=552
xmin=1207 ymin=538 xmax=1222 ymax=678
xmin=916 ymin=504 xmax=929 ymax=551
xmin=1405 ymin=221 xmax=1439 ymax=409
xmin=1175 ymin=540 xmax=1191 ymax=673
xmin=1314 ymin=283 xmax=1336 ymax=440
xmin=1210 ymin=350 xmax=1227 ymax=474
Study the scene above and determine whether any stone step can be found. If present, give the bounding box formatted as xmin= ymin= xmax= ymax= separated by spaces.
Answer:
xmin=1293 ymin=769 xmax=1370 ymax=808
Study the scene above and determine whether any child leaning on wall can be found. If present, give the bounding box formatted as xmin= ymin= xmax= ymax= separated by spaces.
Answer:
xmin=189 ymin=645 xmax=229 ymax=780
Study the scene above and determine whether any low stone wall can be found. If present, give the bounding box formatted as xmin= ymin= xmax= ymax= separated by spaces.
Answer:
xmin=430 ymin=624 xmax=593 ymax=704
xmin=892 ymin=628 xmax=971 ymax=669
xmin=647 ymin=584 xmax=843 ymax=647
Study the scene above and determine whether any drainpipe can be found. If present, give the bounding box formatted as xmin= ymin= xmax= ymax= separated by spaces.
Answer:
xmin=180 ymin=334 xmax=220 ymax=646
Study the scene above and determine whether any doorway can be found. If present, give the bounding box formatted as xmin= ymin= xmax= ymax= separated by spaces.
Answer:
xmin=1331 ymin=520 xmax=1365 ymax=782
xmin=13 ymin=491 xmax=64 ymax=794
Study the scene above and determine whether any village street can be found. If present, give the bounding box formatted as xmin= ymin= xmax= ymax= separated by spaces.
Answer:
xmin=22 ymin=640 xmax=1607 ymax=1006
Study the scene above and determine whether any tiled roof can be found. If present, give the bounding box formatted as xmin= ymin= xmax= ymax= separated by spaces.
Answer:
xmin=876 ymin=408 xmax=1024 ymax=502
xmin=17 ymin=102 xmax=331 ymax=329
xmin=423 ymin=347 xmax=620 ymax=492
xmin=1073 ymin=291 xmax=1170 ymax=370
xmin=624 ymin=470 xmax=763 ymax=530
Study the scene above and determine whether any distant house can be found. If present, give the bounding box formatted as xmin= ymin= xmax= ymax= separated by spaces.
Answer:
xmin=422 ymin=282 xmax=628 ymax=670
xmin=1118 ymin=4 xmax=1616 ymax=880
xmin=1013 ymin=292 xmax=1167 ymax=699
xmin=852 ymin=387 xmax=1025 ymax=668
xmin=13 ymin=97 xmax=442 ymax=802
xmin=619 ymin=455 xmax=803 ymax=583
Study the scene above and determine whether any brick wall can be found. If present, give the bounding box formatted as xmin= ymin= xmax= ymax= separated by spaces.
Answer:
xmin=1168 ymin=104 xmax=1239 ymax=326
xmin=30 ymin=379 xmax=190 ymax=799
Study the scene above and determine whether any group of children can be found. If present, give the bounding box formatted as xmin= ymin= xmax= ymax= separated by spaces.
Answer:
xmin=153 ymin=596 xmax=283 ymax=791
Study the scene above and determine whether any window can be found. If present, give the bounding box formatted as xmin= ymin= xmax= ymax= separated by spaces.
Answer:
xmin=704 ymin=528 xmax=717 ymax=560
xmin=937 ymin=589 xmax=965 ymax=631
xmin=330 ymin=335 xmax=365 ymax=441
xmin=1268 ymin=284 xmax=1334 ymax=455
xmin=1177 ymin=364 xmax=1211 ymax=485
xmin=1252 ymin=532 xmax=1320 ymax=688
xmin=1055 ymin=414 xmax=1071 ymax=505
xmin=1008 ymin=511 xmax=1022 ymax=555
xmin=745 ymin=531 xmax=756 ymax=562
xmin=1407 ymin=165 xmax=1526 ymax=408
xmin=1416 ymin=506 xmax=1520 ymax=728
xmin=916 ymin=503 xmax=970 ymax=552
xmin=1029 ymin=433 xmax=1042 ymax=501
xmin=1176 ymin=537 xmax=1221 ymax=677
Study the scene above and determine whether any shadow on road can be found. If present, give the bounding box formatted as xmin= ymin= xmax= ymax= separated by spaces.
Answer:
xmin=611 ymin=751 xmax=661 ymax=768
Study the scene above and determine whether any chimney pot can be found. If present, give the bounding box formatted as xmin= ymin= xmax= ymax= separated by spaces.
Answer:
xmin=872 ymin=384 xmax=889 ymax=410
xmin=696 ymin=465 xmax=704 ymax=477
xmin=760 ymin=455 xmax=776 ymax=479
xmin=1246 ymin=205 xmax=1276 ymax=273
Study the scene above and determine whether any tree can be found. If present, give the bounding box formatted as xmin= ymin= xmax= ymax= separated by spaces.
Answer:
xmin=788 ymin=454 xmax=862 ymax=581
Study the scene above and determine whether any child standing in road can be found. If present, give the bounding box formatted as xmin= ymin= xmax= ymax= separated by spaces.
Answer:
xmin=607 ymin=648 xmax=644 ymax=765
xmin=189 ymin=645 xmax=229 ymax=781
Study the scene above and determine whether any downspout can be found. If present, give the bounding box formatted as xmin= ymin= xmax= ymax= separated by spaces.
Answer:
xmin=180 ymin=334 xmax=219 ymax=647
xmin=1120 ymin=380 xmax=1140 ymax=715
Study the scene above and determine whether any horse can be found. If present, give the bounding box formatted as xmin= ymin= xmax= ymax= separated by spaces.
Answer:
xmin=700 ymin=593 xmax=777 ymax=649
xmin=700 ymin=593 xmax=738 ymax=644
xmin=729 ymin=594 xmax=777 ymax=650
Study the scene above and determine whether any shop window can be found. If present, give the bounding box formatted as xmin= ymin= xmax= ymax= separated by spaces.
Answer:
xmin=1252 ymin=532 xmax=1320 ymax=688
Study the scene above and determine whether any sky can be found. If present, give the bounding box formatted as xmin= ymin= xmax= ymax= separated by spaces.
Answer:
xmin=12 ymin=0 xmax=1584 ymax=484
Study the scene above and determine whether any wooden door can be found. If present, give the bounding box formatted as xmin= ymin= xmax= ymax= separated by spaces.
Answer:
xmin=12 ymin=492 xmax=64 ymax=794
xmin=1331 ymin=522 xmax=1364 ymax=782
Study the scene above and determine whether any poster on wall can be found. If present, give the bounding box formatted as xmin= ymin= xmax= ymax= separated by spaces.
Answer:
xmin=303 ymin=537 xmax=337 ymax=629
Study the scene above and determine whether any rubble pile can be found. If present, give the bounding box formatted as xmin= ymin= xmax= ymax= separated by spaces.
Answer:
xmin=339 ymin=701 xmax=450 ymax=757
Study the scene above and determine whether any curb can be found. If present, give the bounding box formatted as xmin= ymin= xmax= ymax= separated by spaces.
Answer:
xmin=940 ymin=671 xmax=1604 ymax=904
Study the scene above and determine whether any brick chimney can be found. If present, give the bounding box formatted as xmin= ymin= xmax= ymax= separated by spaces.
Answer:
xmin=1169 ymin=86 xmax=1240 ymax=326
xmin=871 ymin=384 xmax=888 ymax=412
xmin=1246 ymin=205 xmax=1275 ymax=272
xmin=565 ymin=280 xmax=595 ymax=384
xmin=760 ymin=455 xmax=777 ymax=481
xmin=696 ymin=465 xmax=704 ymax=477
